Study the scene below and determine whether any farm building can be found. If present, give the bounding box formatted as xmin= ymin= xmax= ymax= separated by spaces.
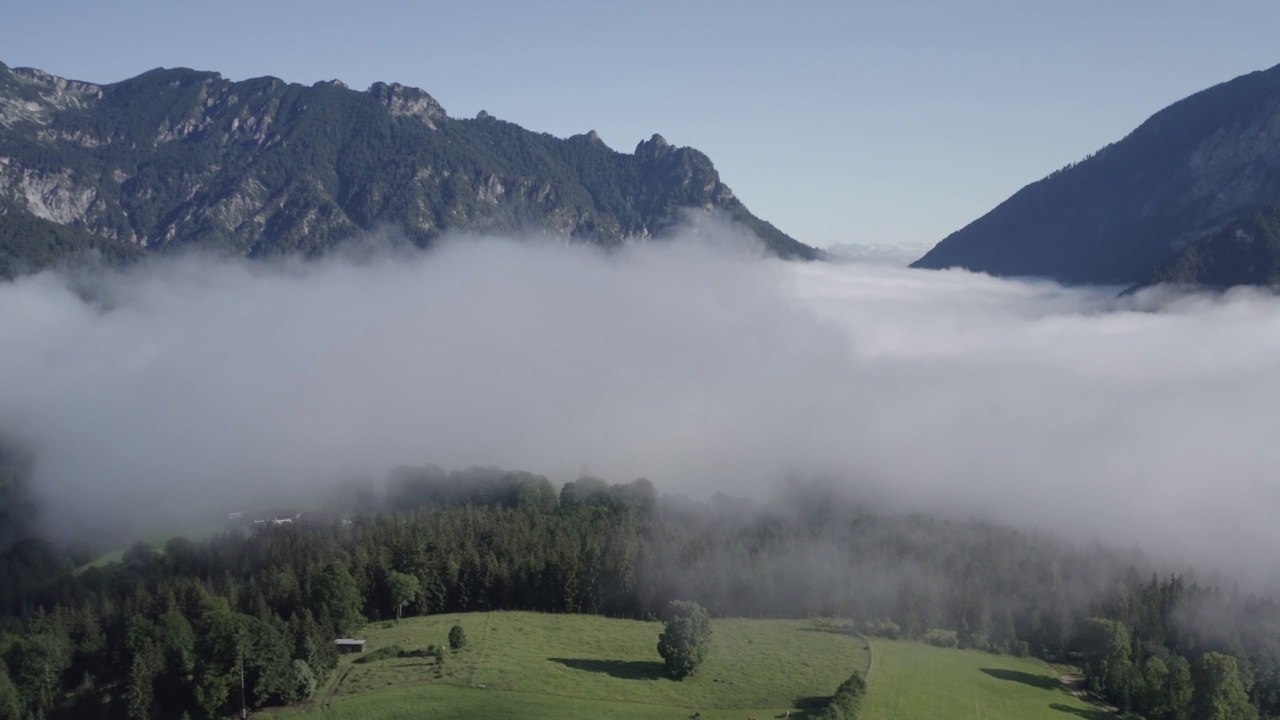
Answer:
xmin=335 ymin=638 xmax=368 ymax=653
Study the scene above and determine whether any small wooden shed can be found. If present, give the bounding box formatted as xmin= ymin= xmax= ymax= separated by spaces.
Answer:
xmin=335 ymin=638 xmax=368 ymax=653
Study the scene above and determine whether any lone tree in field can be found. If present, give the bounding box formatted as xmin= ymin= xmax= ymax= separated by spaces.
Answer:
xmin=657 ymin=600 xmax=712 ymax=679
xmin=448 ymin=624 xmax=467 ymax=651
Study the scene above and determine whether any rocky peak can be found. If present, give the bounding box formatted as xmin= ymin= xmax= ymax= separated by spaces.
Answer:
xmin=629 ymin=133 xmax=731 ymax=207
xmin=367 ymin=81 xmax=446 ymax=129
xmin=568 ymin=130 xmax=608 ymax=148
xmin=0 ymin=64 xmax=104 ymax=128
xmin=128 ymin=67 xmax=223 ymax=87
xmin=0 ymin=60 xmax=819 ymax=270
xmin=635 ymin=133 xmax=673 ymax=157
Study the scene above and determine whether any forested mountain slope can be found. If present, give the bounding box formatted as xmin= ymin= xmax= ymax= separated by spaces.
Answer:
xmin=1 ymin=463 xmax=1278 ymax=719
xmin=913 ymin=62 xmax=1280 ymax=286
xmin=1132 ymin=201 xmax=1280 ymax=290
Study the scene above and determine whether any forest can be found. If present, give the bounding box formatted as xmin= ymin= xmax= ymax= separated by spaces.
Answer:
xmin=0 ymin=458 xmax=1276 ymax=719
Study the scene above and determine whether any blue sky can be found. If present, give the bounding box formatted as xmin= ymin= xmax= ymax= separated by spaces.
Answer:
xmin=4 ymin=0 xmax=1280 ymax=249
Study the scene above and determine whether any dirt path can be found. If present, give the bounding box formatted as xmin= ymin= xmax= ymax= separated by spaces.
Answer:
xmin=322 ymin=666 xmax=352 ymax=706
xmin=1058 ymin=673 xmax=1086 ymax=700
xmin=1058 ymin=672 xmax=1120 ymax=715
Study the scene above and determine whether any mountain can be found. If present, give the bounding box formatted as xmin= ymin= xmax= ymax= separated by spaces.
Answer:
xmin=912 ymin=62 xmax=1280 ymax=286
xmin=1133 ymin=201 xmax=1280 ymax=290
xmin=0 ymin=62 xmax=816 ymax=276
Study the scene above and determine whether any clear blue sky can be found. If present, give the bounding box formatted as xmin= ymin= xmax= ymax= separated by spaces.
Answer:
xmin=4 ymin=0 xmax=1280 ymax=249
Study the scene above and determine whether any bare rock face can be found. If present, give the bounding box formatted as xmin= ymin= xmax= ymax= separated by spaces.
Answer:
xmin=368 ymin=82 xmax=446 ymax=129
xmin=912 ymin=62 xmax=1280 ymax=286
xmin=0 ymin=60 xmax=817 ymax=276
xmin=17 ymin=168 xmax=98 ymax=225
xmin=0 ymin=66 xmax=104 ymax=128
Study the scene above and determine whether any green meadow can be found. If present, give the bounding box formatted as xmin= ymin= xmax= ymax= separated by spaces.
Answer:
xmin=274 ymin=611 xmax=867 ymax=719
xmin=270 ymin=612 xmax=1114 ymax=720
xmin=859 ymin=639 xmax=1114 ymax=720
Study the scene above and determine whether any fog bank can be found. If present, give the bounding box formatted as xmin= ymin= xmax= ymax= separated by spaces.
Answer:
xmin=2 ymin=225 xmax=1278 ymax=579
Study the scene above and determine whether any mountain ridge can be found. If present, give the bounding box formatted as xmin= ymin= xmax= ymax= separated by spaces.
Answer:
xmin=911 ymin=62 xmax=1280 ymax=286
xmin=0 ymin=61 xmax=817 ymax=276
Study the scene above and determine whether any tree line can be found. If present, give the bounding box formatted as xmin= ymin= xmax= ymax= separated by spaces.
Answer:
xmin=0 ymin=464 xmax=1277 ymax=718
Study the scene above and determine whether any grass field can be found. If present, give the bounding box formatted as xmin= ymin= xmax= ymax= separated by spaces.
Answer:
xmin=74 ymin=549 xmax=126 ymax=574
xmin=859 ymin=639 xmax=1115 ymax=720
xmin=269 ymin=612 xmax=1116 ymax=720
xmin=272 ymin=612 xmax=869 ymax=719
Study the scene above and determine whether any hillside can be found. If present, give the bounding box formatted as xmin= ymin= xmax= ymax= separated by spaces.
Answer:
xmin=912 ymin=62 xmax=1280 ymax=285
xmin=0 ymin=61 xmax=816 ymax=277
xmin=859 ymin=640 xmax=1111 ymax=720
xmin=276 ymin=612 xmax=871 ymax=719
xmin=0 ymin=207 xmax=142 ymax=277
xmin=2 ymin=469 xmax=1271 ymax=719
xmin=267 ymin=612 xmax=1109 ymax=720
xmin=1132 ymin=201 xmax=1280 ymax=290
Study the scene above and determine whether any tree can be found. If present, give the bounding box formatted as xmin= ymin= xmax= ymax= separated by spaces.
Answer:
xmin=125 ymin=650 xmax=157 ymax=720
xmin=243 ymin=617 xmax=294 ymax=707
xmin=974 ymin=601 xmax=993 ymax=650
xmin=956 ymin=615 xmax=974 ymax=649
xmin=819 ymin=670 xmax=866 ymax=720
xmin=1081 ymin=618 xmax=1134 ymax=708
xmin=448 ymin=625 xmax=467 ymax=652
xmin=992 ymin=609 xmax=1018 ymax=654
xmin=122 ymin=541 xmax=159 ymax=573
xmin=314 ymin=563 xmax=364 ymax=636
xmin=3 ymin=624 xmax=71 ymax=715
xmin=1193 ymin=652 xmax=1257 ymax=720
xmin=0 ymin=660 xmax=22 ymax=720
xmin=191 ymin=595 xmax=247 ymax=720
xmin=1139 ymin=655 xmax=1169 ymax=719
xmin=386 ymin=571 xmax=417 ymax=623
xmin=288 ymin=660 xmax=317 ymax=703
xmin=153 ymin=610 xmax=196 ymax=717
xmin=657 ymin=600 xmax=711 ymax=680
xmin=1166 ymin=656 xmax=1194 ymax=720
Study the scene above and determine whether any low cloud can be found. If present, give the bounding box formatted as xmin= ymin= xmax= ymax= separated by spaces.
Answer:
xmin=2 ymin=222 xmax=1278 ymax=582
xmin=824 ymin=242 xmax=931 ymax=266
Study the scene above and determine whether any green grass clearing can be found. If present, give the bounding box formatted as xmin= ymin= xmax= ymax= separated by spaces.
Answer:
xmin=273 ymin=611 xmax=869 ymax=719
xmin=74 ymin=549 xmax=126 ymax=574
xmin=860 ymin=639 xmax=1116 ymax=720
xmin=269 ymin=613 xmax=1116 ymax=720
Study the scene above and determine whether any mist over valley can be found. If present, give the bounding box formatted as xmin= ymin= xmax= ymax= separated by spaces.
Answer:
xmin=3 ymin=220 xmax=1276 ymax=584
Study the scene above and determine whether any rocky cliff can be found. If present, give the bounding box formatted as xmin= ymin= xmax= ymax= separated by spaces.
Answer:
xmin=0 ymin=61 xmax=816 ymax=276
